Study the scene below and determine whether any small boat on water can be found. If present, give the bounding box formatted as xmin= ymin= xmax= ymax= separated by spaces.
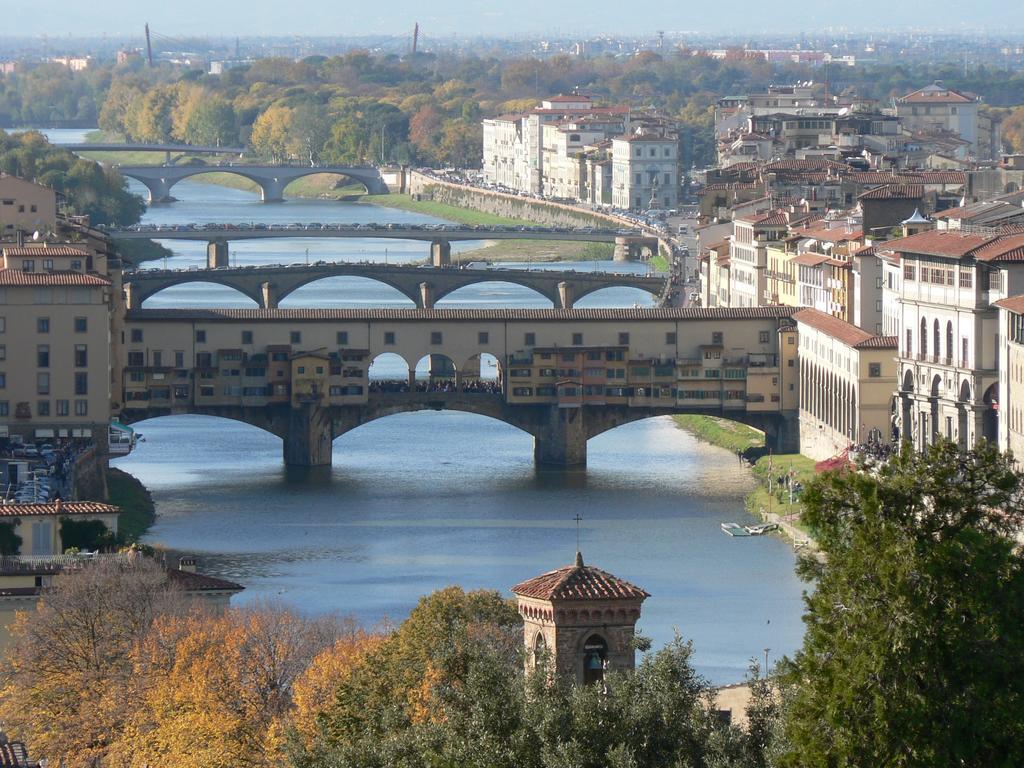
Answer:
xmin=744 ymin=523 xmax=779 ymax=536
xmin=720 ymin=522 xmax=750 ymax=537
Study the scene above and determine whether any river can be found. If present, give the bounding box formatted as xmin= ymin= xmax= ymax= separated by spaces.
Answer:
xmin=31 ymin=131 xmax=808 ymax=684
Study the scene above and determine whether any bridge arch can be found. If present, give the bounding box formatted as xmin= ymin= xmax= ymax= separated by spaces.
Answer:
xmin=136 ymin=279 xmax=262 ymax=308
xmin=279 ymin=170 xmax=374 ymax=197
xmin=573 ymin=283 xmax=660 ymax=307
xmin=115 ymin=411 xmax=289 ymax=442
xmin=368 ymin=352 xmax=414 ymax=386
xmin=332 ymin=404 xmax=535 ymax=445
xmin=277 ymin=275 xmax=418 ymax=309
xmin=433 ymin=279 xmax=557 ymax=308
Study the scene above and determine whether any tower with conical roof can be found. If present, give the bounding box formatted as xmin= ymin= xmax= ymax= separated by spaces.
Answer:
xmin=511 ymin=552 xmax=649 ymax=684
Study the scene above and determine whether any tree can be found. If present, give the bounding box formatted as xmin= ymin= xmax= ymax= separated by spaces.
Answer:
xmin=288 ymin=102 xmax=331 ymax=166
xmin=779 ymin=441 xmax=1024 ymax=767
xmin=250 ymin=105 xmax=293 ymax=162
xmin=0 ymin=521 xmax=21 ymax=555
xmin=184 ymin=96 xmax=237 ymax=147
xmin=114 ymin=604 xmax=339 ymax=768
xmin=58 ymin=517 xmax=114 ymax=552
xmin=0 ymin=557 xmax=181 ymax=765
xmin=1002 ymin=106 xmax=1024 ymax=154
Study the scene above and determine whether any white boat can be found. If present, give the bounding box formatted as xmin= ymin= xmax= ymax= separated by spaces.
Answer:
xmin=720 ymin=522 xmax=750 ymax=537
xmin=744 ymin=523 xmax=779 ymax=536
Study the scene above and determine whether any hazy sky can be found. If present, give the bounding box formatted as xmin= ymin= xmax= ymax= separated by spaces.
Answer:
xmin=8 ymin=0 xmax=1024 ymax=40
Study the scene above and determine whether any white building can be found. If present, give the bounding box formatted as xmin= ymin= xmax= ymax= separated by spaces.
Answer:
xmin=726 ymin=211 xmax=790 ymax=308
xmin=611 ymin=132 xmax=679 ymax=212
xmin=895 ymin=81 xmax=981 ymax=155
xmin=888 ymin=230 xmax=1024 ymax=450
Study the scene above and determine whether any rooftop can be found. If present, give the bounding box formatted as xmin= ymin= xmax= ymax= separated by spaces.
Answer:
xmin=0 ymin=501 xmax=120 ymax=518
xmin=511 ymin=552 xmax=649 ymax=602
xmin=793 ymin=308 xmax=891 ymax=349
xmin=0 ymin=269 xmax=109 ymax=287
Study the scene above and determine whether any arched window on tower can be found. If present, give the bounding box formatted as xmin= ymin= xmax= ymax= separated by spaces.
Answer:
xmin=533 ymin=632 xmax=547 ymax=669
xmin=582 ymin=634 xmax=608 ymax=685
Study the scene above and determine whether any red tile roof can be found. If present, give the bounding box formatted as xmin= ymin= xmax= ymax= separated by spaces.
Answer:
xmin=736 ymin=210 xmax=789 ymax=226
xmin=900 ymin=84 xmax=976 ymax=104
xmin=0 ymin=269 xmax=109 ymax=287
xmin=857 ymin=184 xmax=924 ymax=200
xmin=995 ymin=296 xmax=1024 ymax=315
xmin=854 ymin=335 xmax=898 ymax=350
xmin=167 ymin=568 xmax=244 ymax=593
xmin=973 ymin=235 xmax=1024 ymax=263
xmin=2 ymin=245 xmax=90 ymax=257
xmin=793 ymin=253 xmax=830 ymax=267
xmin=883 ymin=230 xmax=994 ymax=258
xmin=0 ymin=501 xmax=120 ymax=518
xmin=511 ymin=553 xmax=649 ymax=602
xmin=794 ymin=308 xmax=882 ymax=348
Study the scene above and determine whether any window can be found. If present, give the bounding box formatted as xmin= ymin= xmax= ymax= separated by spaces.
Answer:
xmin=337 ymin=331 xmax=349 ymax=345
xmin=130 ymin=328 xmax=143 ymax=343
xmin=430 ymin=331 xmax=443 ymax=345
xmin=196 ymin=330 xmax=206 ymax=343
xmin=0 ymin=346 xmax=4 ymax=361
xmin=712 ymin=332 xmax=724 ymax=344
xmin=0 ymin=372 xmax=5 ymax=388
xmin=290 ymin=331 xmax=302 ymax=344
xmin=759 ymin=331 xmax=770 ymax=344
xmin=242 ymin=330 xmax=253 ymax=344
xmin=37 ymin=372 xmax=49 ymax=395
xmin=666 ymin=332 xmax=676 ymax=345
xmin=0 ymin=317 xmax=5 ymax=333
xmin=43 ymin=259 xmax=53 ymax=271
xmin=384 ymin=331 xmax=396 ymax=345
xmin=37 ymin=345 xmax=49 ymax=368
xmin=618 ymin=332 xmax=630 ymax=345
xmin=959 ymin=269 xmax=973 ymax=288
xmin=525 ymin=332 xmax=536 ymax=346
xmin=74 ymin=400 xmax=88 ymax=416
xmin=127 ymin=351 xmax=144 ymax=367
xmin=56 ymin=399 xmax=68 ymax=416
xmin=869 ymin=362 xmax=882 ymax=378
xmin=0 ymin=402 xmax=7 ymax=416
xmin=22 ymin=259 xmax=35 ymax=272
xmin=74 ymin=372 xmax=88 ymax=395
xmin=512 ymin=387 xmax=533 ymax=396
xmin=74 ymin=316 xmax=87 ymax=333
xmin=37 ymin=400 xmax=49 ymax=416
xmin=74 ymin=345 xmax=87 ymax=367
xmin=478 ymin=331 xmax=489 ymax=345
xmin=572 ymin=333 xmax=583 ymax=345
xmin=37 ymin=317 xmax=50 ymax=333
xmin=71 ymin=259 xmax=82 ymax=270
xmin=175 ymin=351 xmax=184 ymax=368
xmin=904 ymin=264 xmax=916 ymax=281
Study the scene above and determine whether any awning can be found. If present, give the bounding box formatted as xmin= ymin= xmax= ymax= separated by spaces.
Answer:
xmin=109 ymin=421 xmax=135 ymax=435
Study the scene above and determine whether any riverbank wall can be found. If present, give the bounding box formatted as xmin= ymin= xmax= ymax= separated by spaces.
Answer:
xmin=71 ymin=445 xmax=108 ymax=501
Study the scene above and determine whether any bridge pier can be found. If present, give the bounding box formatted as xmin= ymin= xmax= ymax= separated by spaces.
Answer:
xmin=557 ymin=281 xmax=575 ymax=309
xmin=139 ymin=178 xmax=175 ymax=204
xmin=534 ymin=407 xmax=587 ymax=468
xmin=207 ymin=240 xmax=229 ymax=268
xmin=767 ymin=411 xmax=801 ymax=454
xmin=419 ymin=281 xmax=434 ymax=309
xmin=260 ymin=177 xmax=287 ymax=203
xmin=261 ymin=281 xmax=279 ymax=309
xmin=283 ymin=403 xmax=333 ymax=466
xmin=430 ymin=239 xmax=452 ymax=268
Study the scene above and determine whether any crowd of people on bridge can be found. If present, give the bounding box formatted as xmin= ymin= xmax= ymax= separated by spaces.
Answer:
xmin=368 ymin=379 xmax=503 ymax=395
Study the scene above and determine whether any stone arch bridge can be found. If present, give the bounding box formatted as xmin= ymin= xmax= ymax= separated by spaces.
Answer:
xmin=116 ymin=306 xmax=801 ymax=468
xmin=117 ymin=164 xmax=389 ymax=203
xmin=122 ymin=263 xmax=667 ymax=310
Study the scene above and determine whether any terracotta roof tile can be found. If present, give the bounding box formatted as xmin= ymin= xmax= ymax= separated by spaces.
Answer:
xmin=2 ymin=245 xmax=90 ymax=257
xmin=972 ymin=235 xmax=1024 ymax=263
xmin=512 ymin=555 xmax=649 ymax=602
xmin=793 ymin=253 xmax=830 ymax=267
xmin=794 ymin=308 xmax=878 ymax=347
xmin=0 ymin=269 xmax=109 ymax=287
xmin=854 ymin=335 xmax=898 ymax=350
xmin=0 ymin=501 xmax=120 ymax=518
xmin=167 ymin=568 xmax=244 ymax=592
xmin=884 ymin=230 xmax=995 ymax=258
xmin=857 ymin=184 xmax=924 ymax=200
xmin=995 ymin=295 xmax=1024 ymax=315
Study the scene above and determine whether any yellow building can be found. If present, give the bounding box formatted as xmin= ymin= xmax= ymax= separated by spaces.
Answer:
xmin=0 ymin=500 xmax=120 ymax=557
xmin=794 ymin=308 xmax=898 ymax=460
xmin=0 ymin=174 xmax=58 ymax=236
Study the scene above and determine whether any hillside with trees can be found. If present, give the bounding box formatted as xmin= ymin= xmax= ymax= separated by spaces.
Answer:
xmin=2 ymin=53 xmax=1023 ymax=170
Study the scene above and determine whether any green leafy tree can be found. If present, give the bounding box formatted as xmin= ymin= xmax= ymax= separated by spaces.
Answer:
xmin=0 ymin=521 xmax=21 ymax=555
xmin=184 ymin=96 xmax=237 ymax=147
xmin=779 ymin=441 xmax=1024 ymax=767
xmin=288 ymin=102 xmax=331 ymax=166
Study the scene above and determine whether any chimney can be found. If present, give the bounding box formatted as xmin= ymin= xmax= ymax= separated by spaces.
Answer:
xmin=178 ymin=556 xmax=197 ymax=573
xmin=15 ymin=229 xmax=24 ymax=247
xmin=53 ymin=497 xmax=62 ymax=513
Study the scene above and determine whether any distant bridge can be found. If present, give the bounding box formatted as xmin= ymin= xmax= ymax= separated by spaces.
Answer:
xmin=122 ymin=262 xmax=667 ymax=309
xmin=107 ymin=224 xmax=657 ymax=266
xmin=115 ymin=164 xmax=389 ymax=203
xmin=66 ymin=143 xmax=246 ymax=155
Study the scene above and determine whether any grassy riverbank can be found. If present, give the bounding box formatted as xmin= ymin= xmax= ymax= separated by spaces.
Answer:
xmin=671 ymin=414 xmax=818 ymax=545
xmin=106 ymin=468 xmax=156 ymax=544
